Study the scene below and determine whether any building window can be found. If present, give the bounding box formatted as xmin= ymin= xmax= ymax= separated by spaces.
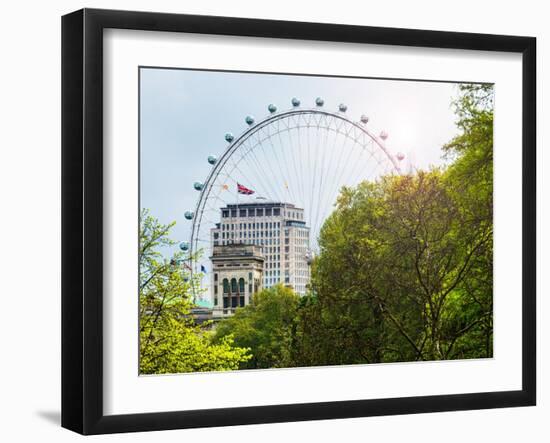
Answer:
xmin=231 ymin=297 xmax=238 ymax=308
xmin=222 ymin=210 xmax=229 ymax=218
xmin=239 ymin=278 xmax=245 ymax=293
xmin=223 ymin=297 xmax=229 ymax=308
xmin=273 ymin=208 xmax=280 ymax=216
xmin=265 ymin=208 xmax=272 ymax=216
xmin=214 ymin=273 xmax=218 ymax=281
xmin=214 ymin=297 xmax=218 ymax=306
xmin=240 ymin=209 xmax=247 ymax=217
xmin=223 ymin=279 xmax=230 ymax=294
xmin=214 ymin=285 xmax=218 ymax=295
xmin=231 ymin=278 xmax=238 ymax=293
xmin=249 ymin=284 xmax=252 ymax=293
xmin=257 ymin=208 xmax=264 ymax=216
xmin=240 ymin=296 xmax=245 ymax=307
xmin=231 ymin=209 xmax=237 ymax=217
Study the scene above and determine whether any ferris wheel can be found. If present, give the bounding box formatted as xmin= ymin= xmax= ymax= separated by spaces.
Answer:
xmin=179 ymin=97 xmax=405 ymax=301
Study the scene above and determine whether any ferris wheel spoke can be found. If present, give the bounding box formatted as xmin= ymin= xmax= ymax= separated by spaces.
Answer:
xmin=225 ymin=153 xmax=279 ymax=202
xmin=311 ymin=115 xmax=333 ymax=244
xmin=301 ymin=123 xmax=312 ymax=210
xmin=326 ymin=127 xmax=354 ymax=209
xmin=303 ymin=116 xmax=319 ymax=217
xmin=271 ymin=116 xmax=298 ymax=205
xmin=341 ymin=137 xmax=371 ymax=200
xmin=205 ymin=185 xmax=233 ymax=207
xmin=292 ymin=120 xmax=308 ymax=208
xmin=287 ymin=122 xmax=308 ymax=205
xmin=237 ymin=126 xmax=280 ymax=201
xmin=293 ymin=122 xmax=309 ymax=210
xmin=245 ymin=138 xmax=284 ymax=201
xmin=302 ymin=117 xmax=315 ymax=208
xmin=251 ymin=126 xmax=292 ymax=203
xmin=258 ymin=121 xmax=296 ymax=205
xmin=361 ymin=150 xmax=387 ymax=185
xmin=333 ymin=132 xmax=362 ymax=198
xmin=278 ymin=120 xmax=302 ymax=207
xmin=315 ymin=119 xmax=355 ymax=239
xmin=238 ymin=138 xmax=277 ymax=200
xmin=322 ymin=129 xmax=352 ymax=222
xmin=341 ymin=139 xmax=377 ymax=194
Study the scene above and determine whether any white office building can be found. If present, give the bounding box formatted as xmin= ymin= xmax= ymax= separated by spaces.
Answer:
xmin=210 ymin=202 xmax=310 ymax=299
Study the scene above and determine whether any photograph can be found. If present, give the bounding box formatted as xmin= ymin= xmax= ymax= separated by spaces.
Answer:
xmin=139 ymin=67 xmax=494 ymax=375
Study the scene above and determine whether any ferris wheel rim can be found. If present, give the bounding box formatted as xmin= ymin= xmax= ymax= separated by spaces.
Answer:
xmin=188 ymin=107 xmax=401 ymax=288
xmin=189 ymin=109 xmax=398 ymax=261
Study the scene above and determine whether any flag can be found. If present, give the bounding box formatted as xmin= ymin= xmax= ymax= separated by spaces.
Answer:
xmin=237 ymin=183 xmax=255 ymax=195
xmin=200 ymin=265 xmax=207 ymax=273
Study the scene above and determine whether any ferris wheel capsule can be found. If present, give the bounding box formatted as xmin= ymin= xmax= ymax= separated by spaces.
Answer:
xmin=268 ymin=103 xmax=277 ymax=113
xmin=245 ymin=115 xmax=255 ymax=125
xmin=184 ymin=211 xmax=194 ymax=220
xmin=225 ymin=133 xmax=234 ymax=143
xmin=396 ymin=152 xmax=405 ymax=161
xmin=338 ymin=103 xmax=348 ymax=112
xmin=207 ymin=155 xmax=217 ymax=165
xmin=179 ymin=241 xmax=190 ymax=251
xmin=193 ymin=182 xmax=204 ymax=191
xmin=379 ymin=131 xmax=388 ymax=140
xmin=360 ymin=115 xmax=369 ymax=124
xmin=291 ymin=97 xmax=301 ymax=107
xmin=315 ymin=97 xmax=324 ymax=107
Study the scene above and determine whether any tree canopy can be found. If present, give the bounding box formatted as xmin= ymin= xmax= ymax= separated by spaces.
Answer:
xmin=291 ymin=83 xmax=494 ymax=365
xmin=139 ymin=210 xmax=251 ymax=374
xmin=140 ymin=83 xmax=494 ymax=373
xmin=212 ymin=285 xmax=300 ymax=369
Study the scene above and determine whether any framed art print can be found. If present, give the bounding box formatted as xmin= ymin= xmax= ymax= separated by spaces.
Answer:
xmin=61 ymin=8 xmax=536 ymax=434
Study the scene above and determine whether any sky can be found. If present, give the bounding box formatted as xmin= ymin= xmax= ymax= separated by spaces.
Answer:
xmin=140 ymin=67 xmax=461 ymax=257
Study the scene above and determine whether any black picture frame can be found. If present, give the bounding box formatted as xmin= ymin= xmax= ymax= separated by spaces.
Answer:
xmin=61 ymin=8 xmax=536 ymax=435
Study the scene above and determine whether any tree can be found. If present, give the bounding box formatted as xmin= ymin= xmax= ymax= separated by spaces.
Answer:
xmin=139 ymin=209 xmax=251 ymax=374
xmin=295 ymin=84 xmax=494 ymax=364
xmin=442 ymin=83 xmax=494 ymax=357
xmin=212 ymin=285 xmax=300 ymax=369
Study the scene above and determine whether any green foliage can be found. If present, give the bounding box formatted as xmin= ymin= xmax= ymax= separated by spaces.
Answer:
xmin=139 ymin=209 xmax=251 ymax=374
xmin=140 ymin=83 xmax=494 ymax=372
xmin=293 ymin=83 xmax=494 ymax=364
xmin=212 ymin=285 xmax=300 ymax=369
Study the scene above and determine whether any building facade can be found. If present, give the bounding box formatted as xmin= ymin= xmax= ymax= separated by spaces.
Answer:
xmin=210 ymin=244 xmax=265 ymax=317
xmin=210 ymin=202 xmax=310 ymax=308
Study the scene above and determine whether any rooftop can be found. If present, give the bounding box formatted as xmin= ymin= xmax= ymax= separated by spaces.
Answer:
xmin=210 ymin=243 xmax=265 ymax=259
xmin=223 ymin=201 xmax=303 ymax=210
